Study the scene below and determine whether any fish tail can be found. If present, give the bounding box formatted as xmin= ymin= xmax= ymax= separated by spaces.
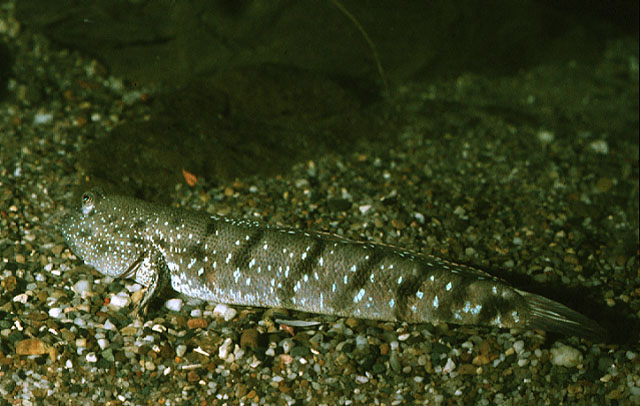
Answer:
xmin=518 ymin=290 xmax=606 ymax=341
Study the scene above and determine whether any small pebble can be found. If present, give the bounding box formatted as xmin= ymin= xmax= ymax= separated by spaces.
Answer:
xmin=176 ymin=344 xmax=187 ymax=358
xmin=72 ymin=280 xmax=92 ymax=298
xmin=97 ymin=338 xmax=109 ymax=350
xmin=550 ymin=344 xmax=583 ymax=368
xmin=85 ymin=352 xmax=98 ymax=363
xmin=187 ymin=318 xmax=208 ymax=329
xmin=165 ymin=298 xmax=183 ymax=312
xmin=213 ymin=303 xmax=237 ymax=321
xmin=218 ymin=338 xmax=233 ymax=360
xmin=108 ymin=292 xmax=131 ymax=310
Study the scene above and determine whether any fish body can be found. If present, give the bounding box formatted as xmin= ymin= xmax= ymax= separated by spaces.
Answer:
xmin=59 ymin=189 xmax=604 ymax=339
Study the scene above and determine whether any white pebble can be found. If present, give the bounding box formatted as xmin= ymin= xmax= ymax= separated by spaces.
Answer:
xmin=13 ymin=293 xmax=28 ymax=304
xmin=213 ymin=303 xmax=237 ymax=321
xmin=513 ymin=340 xmax=525 ymax=354
xmin=218 ymin=338 xmax=233 ymax=360
xmin=48 ymin=307 xmax=62 ymax=318
xmin=85 ymin=352 xmax=98 ymax=363
xmin=176 ymin=344 xmax=187 ymax=357
xmin=108 ymin=292 xmax=131 ymax=310
xmin=73 ymin=280 xmax=92 ymax=298
xmin=165 ymin=298 xmax=183 ymax=312
xmin=537 ymin=130 xmax=554 ymax=144
xmin=103 ymin=319 xmax=116 ymax=331
xmin=550 ymin=344 xmax=583 ymax=368
xmin=33 ymin=112 xmax=53 ymax=124
xmin=358 ymin=205 xmax=371 ymax=215
xmin=281 ymin=339 xmax=294 ymax=354
xmin=589 ymin=139 xmax=609 ymax=154
xmin=355 ymin=375 xmax=369 ymax=384
xmin=97 ymin=338 xmax=109 ymax=351
xmin=442 ymin=358 xmax=456 ymax=374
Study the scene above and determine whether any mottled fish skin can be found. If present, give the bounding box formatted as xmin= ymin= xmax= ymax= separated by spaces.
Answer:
xmin=59 ymin=189 xmax=604 ymax=339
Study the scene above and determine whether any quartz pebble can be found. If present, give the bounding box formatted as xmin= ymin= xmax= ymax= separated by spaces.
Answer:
xmin=213 ymin=303 xmax=237 ymax=321
xmin=165 ymin=298 xmax=183 ymax=312
xmin=72 ymin=280 xmax=92 ymax=298
xmin=550 ymin=344 xmax=583 ymax=368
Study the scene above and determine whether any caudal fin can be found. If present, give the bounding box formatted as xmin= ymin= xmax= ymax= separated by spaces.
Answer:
xmin=518 ymin=290 xmax=606 ymax=341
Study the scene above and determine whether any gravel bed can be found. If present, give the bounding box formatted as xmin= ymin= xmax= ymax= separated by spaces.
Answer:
xmin=1 ymin=2 xmax=639 ymax=405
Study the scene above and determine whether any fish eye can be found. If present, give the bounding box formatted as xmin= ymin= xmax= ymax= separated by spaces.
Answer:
xmin=81 ymin=192 xmax=95 ymax=215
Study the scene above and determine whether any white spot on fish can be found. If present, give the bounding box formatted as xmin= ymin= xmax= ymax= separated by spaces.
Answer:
xmin=350 ymin=265 xmax=357 ymax=272
xmin=388 ymin=298 xmax=395 ymax=308
xmin=197 ymin=267 xmax=204 ymax=276
xmin=332 ymin=283 xmax=336 ymax=292
xmin=249 ymin=258 xmax=256 ymax=268
xmin=353 ymin=288 xmax=365 ymax=303
xmin=433 ymin=295 xmax=439 ymax=308
xmin=397 ymin=276 xmax=403 ymax=284
xmin=471 ymin=304 xmax=482 ymax=316
xmin=225 ymin=253 xmax=232 ymax=264
xmin=512 ymin=311 xmax=520 ymax=323
xmin=319 ymin=257 xmax=324 ymax=266
xmin=343 ymin=275 xmax=348 ymax=284
xmin=233 ymin=268 xmax=241 ymax=283
xmin=235 ymin=239 xmax=240 ymax=246
xmin=416 ymin=290 xmax=423 ymax=299
xmin=301 ymin=252 xmax=307 ymax=260
xmin=446 ymin=282 xmax=452 ymax=291
xmin=245 ymin=277 xmax=251 ymax=286
xmin=429 ymin=275 xmax=435 ymax=282
xmin=263 ymin=242 xmax=268 ymax=250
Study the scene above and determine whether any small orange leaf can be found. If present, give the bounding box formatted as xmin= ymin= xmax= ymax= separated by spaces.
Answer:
xmin=182 ymin=169 xmax=198 ymax=186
